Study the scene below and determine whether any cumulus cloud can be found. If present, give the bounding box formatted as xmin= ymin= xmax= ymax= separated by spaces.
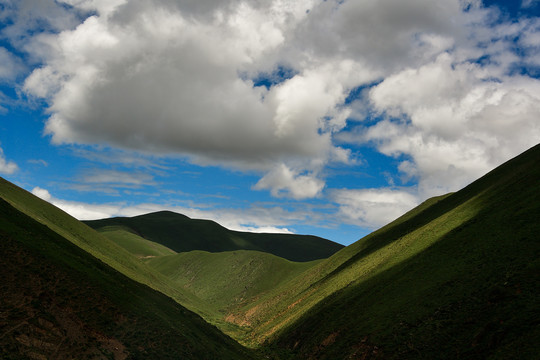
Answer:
xmin=253 ymin=163 xmax=324 ymax=199
xmin=33 ymin=186 xmax=122 ymax=219
xmin=0 ymin=146 xmax=18 ymax=174
xmin=23 ymin=0 xmax=330 ymax=166
xmin=31 ymin=187 xmax=52 ymax=201
xmin=0 ymin=0 xmax=86 ymax=53
xmin=19 ymin=0 xmax=498 ymax=199
xmin=10 ymin=0 xmax=540 ymax=209
xmin=364 ymin=53 xmax=540 ymax=198
xmin=331 ymin=188 xmax=419 ymax=229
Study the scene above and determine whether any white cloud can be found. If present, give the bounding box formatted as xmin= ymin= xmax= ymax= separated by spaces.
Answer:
xmin=32 ymin=186 xmax=120 ymax=219
xmin=27 ymin=159 xmax=49 ymax=167
xmin=23 ymin=0 xmax=326 ymax=167
xmin=253 ymin=163 xmax=325 ymax=199
xmin=364 ymin=53 xmax=540 ymax=198
xmin=331 ymin=188 xmax=419 ymax=229
xmin=19 ymin=0 xmax=494 ymax=200
xmin=522 ymin=0 xmax=540 ymax=8
xmin=289 ymin=0 xmax=466 ymax=70
xmin=0 ymin=48 xmax=25 ymax=82
xmin=31 ymin=187 xmax=52 ymax=201
xmin=0 ymin=146 xmax=18 ymax=174
xmin=0 ymin=0 xmax=85 ymax=53
xmin=10 ymin=0 xmax=540 ymax=208
xmin=78 ymin=169 xmax=156 ymax=186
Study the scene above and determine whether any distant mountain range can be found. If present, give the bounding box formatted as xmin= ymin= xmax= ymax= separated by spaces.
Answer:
xmin=84 ymin=211 xmax=344 ymax=262
xmin=1 ymin=143 xmax=538 ymax=359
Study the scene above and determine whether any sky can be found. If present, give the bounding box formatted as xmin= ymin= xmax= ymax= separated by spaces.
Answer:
xmin=0 ymin=0 xmax=539 ymax=245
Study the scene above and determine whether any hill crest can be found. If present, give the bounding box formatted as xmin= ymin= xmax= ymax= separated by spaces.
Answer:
xmin=84 ymin=211 xmax=343 ymax=262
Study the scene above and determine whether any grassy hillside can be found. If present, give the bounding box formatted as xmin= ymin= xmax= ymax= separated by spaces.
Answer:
xmin=85 ymin=211 xmax=343 ymax=262
xmin=96 ymin=225 xmax=177 ymax=258
xmin=0 ymin=198 xmax=254 ymax=359
xmin=147 ymin=250 xmax=319 ymax=313
xmin=232 ymin=144 xmax=540 ymax=359
xmin=1 ymin=178 xmax=220 ymax=313
xmin=2 ymin=140 xmax=538 ymax=359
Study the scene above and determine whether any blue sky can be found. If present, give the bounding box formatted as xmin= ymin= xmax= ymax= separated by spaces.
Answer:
xmin=1 ymin=0 xmax=539 ymax=245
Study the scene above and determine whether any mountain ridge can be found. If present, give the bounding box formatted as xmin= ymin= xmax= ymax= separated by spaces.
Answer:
xmin=0 ymin=197 xmax=254 ymax=359
xmin=1 ymin=143 xmax=538 ymax=359
xmin=84 ymin=211 xmax=343 ymax=262
xmin=249 ymin=143 xmax=540 ymax=358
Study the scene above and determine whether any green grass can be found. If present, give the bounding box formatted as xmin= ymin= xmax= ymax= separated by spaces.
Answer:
xmin=2 ymin=142 xmax=538 ymax=359
xmin=147 ymin=250 xmax=320 ymax=312
xmin=0 ymin=177 xmax=216 ymax=322
xmin=97 ymin=225 xmax=177 ymax=258
xmin=0 ymin=197 xmax=254 ymax=359
xmin=0 ymin=176 xmax=325 ymax=342
xmin=145 ymin=250 xmax=321 ymax=343
xmin=85 ymin=211 xmax=343 ymax=262
xmin=250 ymin=143 xmax=540 ymax=358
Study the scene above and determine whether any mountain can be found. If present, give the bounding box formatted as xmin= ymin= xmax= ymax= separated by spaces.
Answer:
xmin=95 ymin=225 xmax=177 ymax=259
xmin=84 ymin=211 xmax=343 ymax=262
xmin=0 ymin=177 xmax=210 ymax=317
xmin=232 ymin=143 xmax=540 ymax=358
xmin=0 ymin=175 xmax=326 ymax=346
xmin=1 ymin=142 xmax=538 ymax=359
xmin=0 ymin=197 xmax=253 ymax=359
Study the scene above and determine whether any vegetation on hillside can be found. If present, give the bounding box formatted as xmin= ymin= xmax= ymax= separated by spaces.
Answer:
xmin=96 ymin=225 xmax=177 ymax=258
xmin=0 ymin=198 xmax=254 ymax=359
xmin=1 ymin=143 xmax=538 ymax=359
xmin=147 ymin=250 xmax=318 ymax=310
xmin=0 ymin=177 xmax=211 ymax=317
xmin=247 ymin=143 xmax=540 ymax=359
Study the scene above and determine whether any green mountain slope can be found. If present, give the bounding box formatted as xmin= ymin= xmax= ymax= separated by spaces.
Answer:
xmin=146 ymin=250 xmax=320 ymax=313
xmin=0 ymin=177 xmax=210 ymax=317
xmin=235 ymin=144 xmax=540 ymax=359
xmin=2 ymin=141 xmax=538 ymax=359
xmin=0 ymin=198 xmax=253 ymax=359
xmin=85 ymin=211 xmax=343 ymax=262
xmin=97 ymin=225 xmax=177 ymax=258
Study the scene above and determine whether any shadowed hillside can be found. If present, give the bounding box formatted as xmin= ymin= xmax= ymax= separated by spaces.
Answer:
xmin=84 ymin=211 xmax=343 ymax=262
xmin=1 ymin=143 xmax=538 ymax=359
xmin=0 ymin=177 xmax=215 ymax=320
xmin=0 ymin=198 xmax=254 ymax=359
xmin=235 ymin=144 xmax=540 ymax=359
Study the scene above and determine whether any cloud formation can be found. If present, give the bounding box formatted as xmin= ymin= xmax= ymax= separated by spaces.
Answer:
xmin=14 ymin=1 xmax=461 ymax=196
xmin=11 ymin=0 xmax=540 ymax=206
xmin=331 ymin=188 xmax=418 ymax=229
xmin=253 ymin=164 xmax=324 ymax=199
xmin=0 ymin=146 xmax=18 ymax=174
xmin=365 ymin=54 xmax=540 ymax=197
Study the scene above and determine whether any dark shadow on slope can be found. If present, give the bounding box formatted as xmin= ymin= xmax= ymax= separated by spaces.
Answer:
xmin=264 ymin=144 xmax=540 ymax=359
xmin=267 ymin=208 xmax=539 ymax=359
xmin=0 ymin=199 xmax=255 ymax=360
